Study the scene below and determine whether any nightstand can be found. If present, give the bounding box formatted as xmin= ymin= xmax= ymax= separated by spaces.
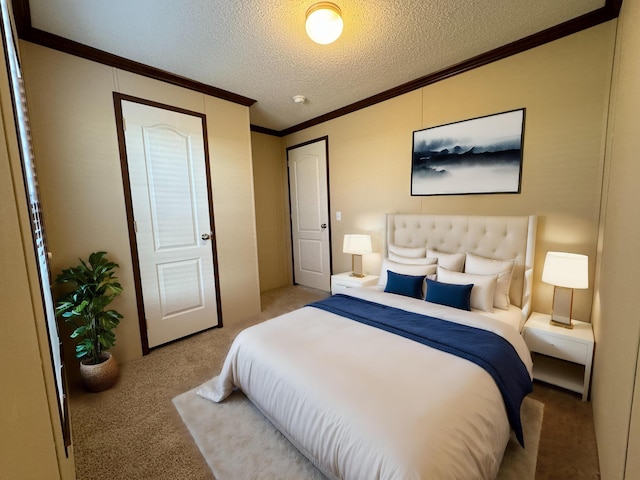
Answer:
xmin=331 ymin=272 xmax=379 ymax=295
xmin=523 ymin=312 xmax=594 ymax=401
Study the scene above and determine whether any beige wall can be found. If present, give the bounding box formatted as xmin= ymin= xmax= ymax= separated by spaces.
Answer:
xmin=277 ymin=23 xmax=616 ymax=321
xmin=251 ymin=132 xmax=292 ymax=292
xmin=0 ymin=41 xmax=74 ymax=479
xmin=20 ymin=42 xmax=261 ymax=373
xmin=592 ymin=0 xmax=640 ymax=478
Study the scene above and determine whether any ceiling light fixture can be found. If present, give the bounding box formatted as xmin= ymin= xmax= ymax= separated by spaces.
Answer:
xmin=305 ymin=2 xmax=343 ymax=45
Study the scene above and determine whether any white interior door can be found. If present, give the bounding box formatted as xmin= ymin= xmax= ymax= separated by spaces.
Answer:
xmin=288 ymin=139 xmax=331 ymax=291
xmin=122 ymin=100 xmax=220 ymax=348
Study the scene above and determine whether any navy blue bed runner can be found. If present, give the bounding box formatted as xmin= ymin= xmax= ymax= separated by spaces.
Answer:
xmin=308 ymin=294 xmax=533 ymax=446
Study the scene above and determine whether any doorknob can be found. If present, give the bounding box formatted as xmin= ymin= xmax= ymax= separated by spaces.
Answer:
xmin=320 ymin=223 xmax=327 ymax=229
xmin=201 ymin=233 xmax=211 ymax=240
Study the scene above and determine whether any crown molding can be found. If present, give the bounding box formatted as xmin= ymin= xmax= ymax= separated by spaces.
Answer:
xmin=11 ymin=0 xmax=255 ymax=107
xmin=279 ymin=1 xmax=622 ymax=136
xmin=12 ymin=0 xmax=621 ymax=136
xmin=250 ymin=124 xmax=283 ymax=137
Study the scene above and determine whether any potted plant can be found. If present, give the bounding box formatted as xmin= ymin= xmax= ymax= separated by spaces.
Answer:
xmin=55 ymin=251 xmax=123 ymax=392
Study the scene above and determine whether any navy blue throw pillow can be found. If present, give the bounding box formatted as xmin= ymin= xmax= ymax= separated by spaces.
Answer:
xmin=384 ymin=270 xmax=425 ymax=299
xmin=425 ymin=278 xmax=473 ymax=311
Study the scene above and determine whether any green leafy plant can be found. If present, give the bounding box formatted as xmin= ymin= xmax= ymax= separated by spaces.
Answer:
xmin=55 ymin=251 xmax=123 ymax=365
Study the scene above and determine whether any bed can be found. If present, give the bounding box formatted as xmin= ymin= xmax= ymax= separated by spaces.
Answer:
xmin=199 ymin=214 xmax=537 ymax=479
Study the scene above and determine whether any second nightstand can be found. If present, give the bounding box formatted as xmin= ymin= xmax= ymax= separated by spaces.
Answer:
xmin=523 ymin=312 xmax=594 ymax=401
xmin=331 ymin=272 xmax=379 ymax=295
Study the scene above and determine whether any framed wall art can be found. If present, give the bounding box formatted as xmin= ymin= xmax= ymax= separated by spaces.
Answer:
xmin=411 ymin=108 xmax=525 ymax=196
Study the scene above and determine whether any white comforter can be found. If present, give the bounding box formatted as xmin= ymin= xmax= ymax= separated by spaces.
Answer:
xmin=198 ymin=288 xmax=533 ymax=480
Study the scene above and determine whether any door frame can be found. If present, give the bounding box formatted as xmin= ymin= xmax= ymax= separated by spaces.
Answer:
xmin=113 ymin=92 xmax=223 ymax=355
xmin=286 ymin=136 xmax=332 ymax=287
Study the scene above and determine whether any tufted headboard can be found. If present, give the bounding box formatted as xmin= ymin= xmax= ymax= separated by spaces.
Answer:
xmin=386 ymin=214 xmax=537 ymax=319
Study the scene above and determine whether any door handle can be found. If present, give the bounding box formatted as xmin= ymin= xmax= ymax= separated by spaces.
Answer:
xmin=201 ymin=233 xmax=211 ymax=240
xmin=320 ymin=223 xmax=327 ymax=229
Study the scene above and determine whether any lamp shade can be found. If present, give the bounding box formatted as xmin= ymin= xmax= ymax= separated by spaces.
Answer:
xmin=305 ymin=2 xmax=343 ymax=44
xmin=542 ymin=252 xmax=589 ymax=289
xmin=343 ymin=234 xmax=372 ymax=255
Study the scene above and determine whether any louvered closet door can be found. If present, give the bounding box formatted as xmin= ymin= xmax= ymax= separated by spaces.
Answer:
xmin=122 ymin=100 xmax=220 ymax=348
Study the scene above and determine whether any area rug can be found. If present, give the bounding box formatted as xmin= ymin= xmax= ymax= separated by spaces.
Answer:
xmin=173 ymin=387 xmax=544 ymax=480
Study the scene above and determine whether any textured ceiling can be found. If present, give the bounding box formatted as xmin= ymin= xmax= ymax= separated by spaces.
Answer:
xmin=27 ymin=0 xmax=606 ymax=131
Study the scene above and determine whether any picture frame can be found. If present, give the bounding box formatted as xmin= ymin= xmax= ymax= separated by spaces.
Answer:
xmin=411 ymin=108 xmax=525 ymax=196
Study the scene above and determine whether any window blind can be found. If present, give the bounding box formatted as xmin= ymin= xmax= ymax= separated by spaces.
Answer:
xmin=1 ymin=0 xmax=70 ymax=452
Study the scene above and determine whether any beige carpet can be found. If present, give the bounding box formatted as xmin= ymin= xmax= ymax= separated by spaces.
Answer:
xmin=173 ymin=384 xmax=543 ymax=480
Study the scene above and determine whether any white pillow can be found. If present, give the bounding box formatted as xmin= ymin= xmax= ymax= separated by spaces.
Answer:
xmin=464 ymin=252 xmax=516 ymax=310
xmin=388 ymin=252 xmax=437 ymax=265
xmin=436 ymin=266 xmax=498 ymax=312
xmin=427 ymin=249 xmax=466 ymax=272
xmin=388 ymin=244 xmax=426 ymax=258
xmin=378 ymin=258 xmax=437 ymax=289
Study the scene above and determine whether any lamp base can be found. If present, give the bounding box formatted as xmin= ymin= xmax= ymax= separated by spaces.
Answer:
xmin=550 ymin=318 xmax=573 ymax=329
xmin=350 ymin=254 xmax=364 ymax=278
xmin=550 ymin=286 xmax=575 ymax=329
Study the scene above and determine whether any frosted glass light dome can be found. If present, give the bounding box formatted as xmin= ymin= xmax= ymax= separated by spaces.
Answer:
xmin=305 ymin=2 xmax=343 ymax=45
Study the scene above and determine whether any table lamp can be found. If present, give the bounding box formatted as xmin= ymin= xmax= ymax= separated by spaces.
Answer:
xmin=542 ymin=251 xmax=589 ymax=329
xmin=343 ymin=234 xmax=372 ymax=278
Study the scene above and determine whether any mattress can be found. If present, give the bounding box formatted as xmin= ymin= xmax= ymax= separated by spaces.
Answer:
xmin=198 ymin=287 xmax=533 ymax=479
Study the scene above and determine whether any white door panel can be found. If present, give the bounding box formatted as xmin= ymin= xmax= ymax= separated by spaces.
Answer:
xmin=157 ymin=259 xmax=204 ymax=317
xmin=298 ymin=238 xmax=324 ymax=272
xmin=122 ymin=100 xmax=219 ymax=348
xmin=288 ymin=139 xmax=331 ymax=291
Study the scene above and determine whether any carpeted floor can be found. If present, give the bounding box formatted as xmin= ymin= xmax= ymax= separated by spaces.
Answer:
xmin=529 ymin=383 xmax=600 ymax=479
xmin=69 ymin=285 xmax=600 ymax=479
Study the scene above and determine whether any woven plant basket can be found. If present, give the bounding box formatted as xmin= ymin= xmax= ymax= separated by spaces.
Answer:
xmin=80 ymin=352 xmax=119 ymax=392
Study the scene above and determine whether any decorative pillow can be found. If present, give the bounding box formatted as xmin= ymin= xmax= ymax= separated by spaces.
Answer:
xmin=388 ymin=244 xmax=427 ymax=258
xmin=426 ymin=249 xmax=466 ymax=272
xmin=384 ymin=271 xmax=426 ymax=299
xmin=377 ymin=258 xmax=437 ymax=288
xmin=388 ymin=252 xmax=437 ymax=265
xmin=464 ymin=253 xmax=516 ymax=310
xmin=425 ymin=278 xmax=472 ymax=311
xmin=436 ymin=266 xmax=498 ymax=312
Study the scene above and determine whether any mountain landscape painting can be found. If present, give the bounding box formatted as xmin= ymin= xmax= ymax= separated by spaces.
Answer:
xmin=411 ymin=109 xmax=525 ymax=196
